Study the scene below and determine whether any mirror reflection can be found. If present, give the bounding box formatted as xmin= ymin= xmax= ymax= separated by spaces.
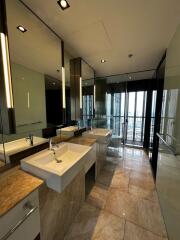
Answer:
xmin=0 ymin=0 xmax=63 ymax=165
xmin=0 ymin=111 xmax=5 ymax=167
xmin=81 ymin=59 xmax=95 ymax=126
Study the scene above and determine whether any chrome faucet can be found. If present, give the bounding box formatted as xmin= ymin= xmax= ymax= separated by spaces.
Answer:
xmin=26 ymin=134 xmax=33 ymax=146
xmin=49 ymin=138 xmax=53 ymax=150
xmin=49 ymin=138 xmax=61 ymax=163
xmin=49 ymin=138 xmax=59 ymax=150
xmin=51 ymin=148 xmax=62 ymax=163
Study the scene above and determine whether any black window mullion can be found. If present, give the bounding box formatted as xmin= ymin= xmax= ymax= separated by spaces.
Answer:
xmin=133 ymin=92 xmax=137 ymax=142
xmin=141 ymin=91 xmax=145 ymax=142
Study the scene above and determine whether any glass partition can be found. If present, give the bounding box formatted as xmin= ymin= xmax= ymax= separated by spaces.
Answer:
xmin=156 ymin=24 xmax=180 ymax=240
xmin=93 ymin=70 xmax=156 ymax=147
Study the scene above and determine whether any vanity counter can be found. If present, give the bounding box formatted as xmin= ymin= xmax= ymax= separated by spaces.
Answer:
xmin=69 ymin=136 xmax=96 ymax=146
xmin=0 ymin=166 xmax=43 ymax=217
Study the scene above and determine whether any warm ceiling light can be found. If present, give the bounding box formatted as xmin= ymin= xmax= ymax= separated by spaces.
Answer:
xmin=128 ymin=54 xmax=133 ymax=58
xmin=62 ymin=67 xmax=66 ymax=108
xmin=101 ymin=59 xmax=106 ymax=63
xmin=57 ymin=0 xmax=70 ymax=10
xmin=17 ymin=25 xmax=27 ymax=33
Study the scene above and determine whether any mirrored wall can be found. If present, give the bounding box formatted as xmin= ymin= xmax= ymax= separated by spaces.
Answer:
xmin=81 ymin=59 xmax=95 ymax=125
xmin=0 ymin=0 xmax=63 ymax=165
xmin=0 ymin=0 xmax=96 ymax=168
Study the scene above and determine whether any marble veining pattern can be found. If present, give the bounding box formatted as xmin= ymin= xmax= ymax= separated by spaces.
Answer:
xmin=39 ymin=168 xmax=85 ymax=240
xmin=64 ymin=146 xmax=168 ymax=240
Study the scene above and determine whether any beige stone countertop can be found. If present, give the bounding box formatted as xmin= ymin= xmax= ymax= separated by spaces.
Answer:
xmin=69 ymin=136 xmax=96 ymax=146
xmin=0 ymin=166 xmax=43 ymax=217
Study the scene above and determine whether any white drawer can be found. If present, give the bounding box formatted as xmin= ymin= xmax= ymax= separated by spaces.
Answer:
xmin=0 ymin=190 xmax=40 ymax=240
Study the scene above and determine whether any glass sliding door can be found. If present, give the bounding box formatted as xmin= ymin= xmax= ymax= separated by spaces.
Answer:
xmin=83 ymin=95 xmax=93 ymax=119
xmin=126 ymin=92 xmax=136 ymax=142
xmin=135 ymin=91 xmax=146 ymax=142
xmin=106 ymin=92 xmax=126 ymax=138
xmin=106 ymin=90 xmax=147 ymax=146
xmin=125 ymin=91 xmax=147 ymax=146
xmin=150 ymin=90 xmax=157 ymax=146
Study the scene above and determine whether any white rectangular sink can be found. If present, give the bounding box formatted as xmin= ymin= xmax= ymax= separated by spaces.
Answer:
xmin=21 ymin=143 xmax=92 ymax=193
xmin=56 ymin=126 xmax=79 ymax=137
xmin=83 ymin=128 xmax=112 ymax=143
xmin=56 ymin=126 xmax=85 ymax=137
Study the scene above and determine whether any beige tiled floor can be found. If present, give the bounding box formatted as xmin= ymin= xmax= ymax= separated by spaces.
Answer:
xmin=64 ymin=146 xmax=167 ymax=240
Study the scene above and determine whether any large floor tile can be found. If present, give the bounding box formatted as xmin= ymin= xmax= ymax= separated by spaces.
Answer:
xmin=105 ymin=189 xmax=139 ymax=222
xmin=137 ymin=199 xmax=167 ymax=237
xmin=110 ymin=168 xmax=130 ymax=190
xmin=129 ymin=170 xmax=155 ymax=190
xmin=65 ymin=146 xmax=167 ymax=240
xmin=124 ymin=221 xmax=163 ymax=240
xmin=64 ymin=203 xmax=125 ymax=240
xmin=122 ymin=160 xmax=152 ymax=174
xmin=107 ymin=148 xmax=123 ymax=158
xmin=129 ymin=184 xmax=158 ymax=202
xmin=86 ymin=183 xmax=109 ymax=209
xmin=96 ymin=169 xmax=114 ymax=187
xmin=103 ymin=160 xmax=117 ymax=171
xmin=105 ymin=188 xmax=167 ymax=237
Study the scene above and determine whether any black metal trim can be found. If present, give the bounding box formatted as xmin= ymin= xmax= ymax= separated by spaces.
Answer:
xmin=95 ymin=69 xmax=156 ymax=79
xmin=19 ymin=0 xmax=63 ymax=40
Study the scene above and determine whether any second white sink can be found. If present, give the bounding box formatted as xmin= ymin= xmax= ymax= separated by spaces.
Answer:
xmin=83 ymin=128 xmax=112 ymax=143
xmin=21 ymin=143 xmax=92 ymax=193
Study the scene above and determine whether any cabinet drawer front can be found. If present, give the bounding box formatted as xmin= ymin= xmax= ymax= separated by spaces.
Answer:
xmin=0 ymin=190 xmax=40 ymax=240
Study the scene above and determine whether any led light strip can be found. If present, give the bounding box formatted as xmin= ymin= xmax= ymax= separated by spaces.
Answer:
xmin=94 ymin=85 xmax=96 ymax=110
xmin=80 ymin=76 xmax=82 ymax=109
xmin=0 ymin=32 xmax=13 ymax=108
xmin=62 ymin=66 xmax=66 ymax=109
xmin=27 ymin=91 xmax=30 ymax=109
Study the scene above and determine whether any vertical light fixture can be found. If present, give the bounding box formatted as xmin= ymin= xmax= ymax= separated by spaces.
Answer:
xmin=27 ymin=91 xmax=30 ymax=109
xmin=80 ymin=76 xmax=82 ymax=109
xmin=61 ymin=41 xmax=66 ymax=110
xmin=94 ymin=84 xmax=96 ymax=110
xmin=62 ymin=66 xmax=66 ymax=109
xmin=0 ymin=32 xmax=14 ymax=108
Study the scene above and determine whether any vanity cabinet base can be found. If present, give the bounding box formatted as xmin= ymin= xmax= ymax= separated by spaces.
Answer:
xmin=39 ymin=169 xmax=85 ymax=240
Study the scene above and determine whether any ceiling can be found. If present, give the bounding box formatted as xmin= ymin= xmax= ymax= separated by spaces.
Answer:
xmin=6 ymin=0 xmax=62 ymax=81
xmin=21 ymin=0 xmax=180 ymax=77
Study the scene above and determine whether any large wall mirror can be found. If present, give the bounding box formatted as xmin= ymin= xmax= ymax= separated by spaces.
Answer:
xmin=81 ymin=59 xmax=95 ymax=121
xmin=0 ymin=0 xmax=64 ymax=166
xmin=69 ymin=57 xmax=95 ymax=125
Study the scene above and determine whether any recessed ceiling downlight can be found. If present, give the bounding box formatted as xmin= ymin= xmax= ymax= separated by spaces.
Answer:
xmin=57 ymin=0 xmax=70 ymax=10
xmin=128 ymin=54 xmax=133 ymax=58
xmin=17 ymin=25 xmax=27 ymax=33
xmin=101 ymin=59 xmax=106 ymax=63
